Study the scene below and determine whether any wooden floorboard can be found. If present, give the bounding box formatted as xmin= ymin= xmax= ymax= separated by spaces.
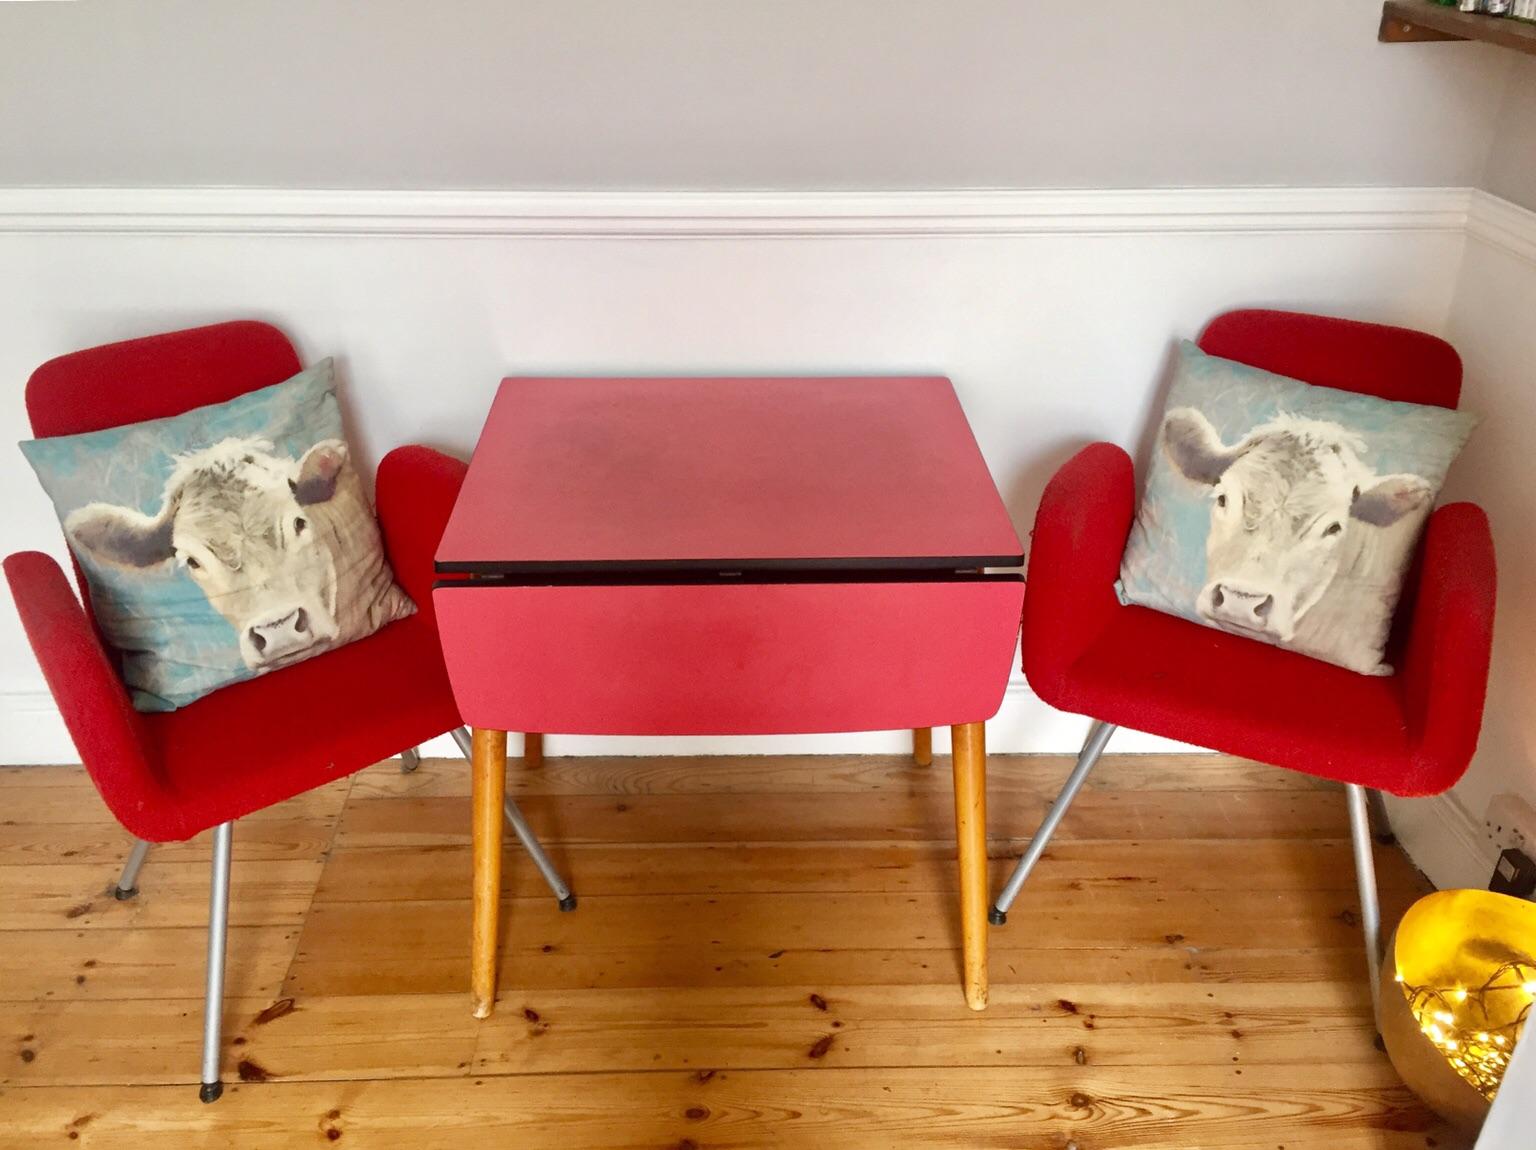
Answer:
xmin=0 ymin=753 xmax=1465 ymax=1148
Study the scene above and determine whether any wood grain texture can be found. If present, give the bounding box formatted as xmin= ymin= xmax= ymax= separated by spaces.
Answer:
xmin=0 ymin=1067 xmax=1455 ymax=1150
xmin=1380 ymin=0 xmax=1536 ymax=55
xmin=912 ymin=727 xmax=932 ymax=767
xmin=331 ymin=788 xmax=1355 ymax=852
xmin=469 ymin=728 xmax=507 ymax=1019
xmin=950 ymin=721 xmax=988 ymax=1010
xmin=0 ymin=753 xmax=1464 ymax=1148
xmin=345 ymin=752 xmax=1332 ymax=800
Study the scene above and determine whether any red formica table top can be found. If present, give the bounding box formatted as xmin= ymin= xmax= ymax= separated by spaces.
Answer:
xmin=435 ymin=376 xmax=1022 ymax=574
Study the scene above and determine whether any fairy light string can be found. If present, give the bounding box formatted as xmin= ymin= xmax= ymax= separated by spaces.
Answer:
xmin=1396 ymin=958 xmax=1535 ymax=1101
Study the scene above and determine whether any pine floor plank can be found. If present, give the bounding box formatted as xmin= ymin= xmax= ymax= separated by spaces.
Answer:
xmin=0 ymin=1066 xmax=1455 ymax=1150
xmin=0 ymin=981 xmax=1387 ymax=1088
xmin=333 ymin=788 xmax=1353 ymax=850
xmin=348 ymin=752 xmax=1333 ymax=800
xmin=291 ymin=940 xmax=1390 ymax=998
xmin=0 ymin=859 xmax=321 ymax=930
xmin=469 ymin=981 xmax=1393 ymax=1074
xmin=282 ymin=885 xmax=1424 ymax=1000
xmin=302 ymin=886 xmax=1417 ymax=955
xmin=0 ymin=995 xmax=478 ymax=1087
xmin=0 ymin=926 xmax=298 ymax=1003
xmin=0 ymin=819 xmax=335 ymax=867
xmin=314 ymin=838 xmax=1427 ymax=902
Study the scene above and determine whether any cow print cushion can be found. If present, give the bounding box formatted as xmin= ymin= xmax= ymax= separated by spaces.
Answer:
xmin=1117 ymin=342 xmax=1476 ymax=675
xmin=21 ymin=359 xmax=415 ymax=710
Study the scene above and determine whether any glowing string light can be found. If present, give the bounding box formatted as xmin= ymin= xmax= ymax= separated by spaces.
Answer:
xmin=1398 ymin=958 xmax=1533 ymax=1102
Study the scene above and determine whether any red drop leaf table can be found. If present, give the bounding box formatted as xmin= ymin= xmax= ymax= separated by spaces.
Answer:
xmin=434 ymin=376 xmax=1025 ymax=1015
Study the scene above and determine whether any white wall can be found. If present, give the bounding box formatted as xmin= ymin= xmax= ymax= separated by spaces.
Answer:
xmin=1484 ymin=57 xmax=1536 ymax=213
xmin=0 ymin=187 xmax=1469 ymax=761
xmin=1437 ymin=195 xmax=1536 ymax=847
xmin=1375 ymin=65 xmax=1536 ymax=889
xmin=0 ymin=0 xmax=1511 ymax=191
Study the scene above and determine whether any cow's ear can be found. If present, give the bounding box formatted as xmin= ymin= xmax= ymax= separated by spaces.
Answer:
xmin=64 ymin=502 xmax=177 ymax=569
xmin=1350 ymin=474 xmax=1433 ymax=527
xmin=293 ymin=440 xmax=350 ymax=506
xmin=1163 ymin=407 xmax=1239 ymax=485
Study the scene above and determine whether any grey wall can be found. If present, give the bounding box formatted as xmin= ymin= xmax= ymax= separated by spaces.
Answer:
xmin=0 ymin=0 xmax=1512 ymax=191
xmin=1483 ymin=57 xmax=1536 ymax=211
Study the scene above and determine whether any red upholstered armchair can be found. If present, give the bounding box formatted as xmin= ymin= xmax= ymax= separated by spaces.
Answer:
xmin=992 ymin=309 xmax=1497 ymax=1014
xmin=4 ymin=322 xmax=570 ymax=1102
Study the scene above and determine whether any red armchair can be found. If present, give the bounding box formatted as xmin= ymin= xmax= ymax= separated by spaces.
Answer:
xmin=4 ymin=322 xmax=570 ymax=1102
xmin=992 ymin=309 xmax=1497 ymax=1016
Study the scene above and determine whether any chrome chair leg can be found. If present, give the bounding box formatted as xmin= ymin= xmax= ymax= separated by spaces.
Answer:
xmin=1346 ymin=784 xmax=1383 ymax=1020
xmin=503 ymin=797 xmax=576 ymax=911
xmin=113 ymin=838 xmax=151 ymax=900
xmin=449 ymin=726 xmax=576 ymax=911
xmin=400 ymin=746 xmax=422 ymax=774
xmin=990 ymin=720 xmax=1117 ymax=925
xmin=199 ymin=820 xmax=233 ymax=1103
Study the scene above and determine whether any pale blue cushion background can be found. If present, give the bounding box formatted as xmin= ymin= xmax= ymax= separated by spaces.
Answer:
xmin=20 ymin=361 xmax=340 ymax=711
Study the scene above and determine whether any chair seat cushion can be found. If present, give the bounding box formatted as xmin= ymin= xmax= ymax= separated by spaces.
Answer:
xmin=139 ymin=611 xmax=459 ymax=839
xmin=1047 ymin=603 xmax=1456 ymax=796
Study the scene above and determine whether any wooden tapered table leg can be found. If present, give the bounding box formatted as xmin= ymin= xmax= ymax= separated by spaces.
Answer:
xmin=912 ymin=727 xmax=933 ymax=767
xmin=524 ymin=732 xmax=544 ymax=769
xmin=470 ymin=727 xmax=507 ymax=1019
xmin=950 ymin=720 xmax=988 ymax=1011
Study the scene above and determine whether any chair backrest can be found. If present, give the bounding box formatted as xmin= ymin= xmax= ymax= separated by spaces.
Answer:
xmin=26 ymin=320 xmax=301 ymax=438
xmin=1198 ymin=309 xmax=1462 ymax=410
xmin=25 ymin=321 xmax=303 ymax=616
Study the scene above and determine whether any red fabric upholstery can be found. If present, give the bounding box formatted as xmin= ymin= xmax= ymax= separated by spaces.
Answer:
xmin=1022 ymin=310 xmax=1495 ymax=796
xmin=1199 ymin=308 xmax=1462 ymax=410
xmin=7 ymin=323 xmax=468 ymax=840
xmin=26 ymin=321 xmax=304 ymax=437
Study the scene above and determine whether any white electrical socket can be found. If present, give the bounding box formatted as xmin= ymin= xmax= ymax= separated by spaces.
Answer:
xmin=1484 ymin=793 xmax=1536 ymax=855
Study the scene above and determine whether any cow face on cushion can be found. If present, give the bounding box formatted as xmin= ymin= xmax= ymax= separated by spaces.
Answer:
xmin=65 ymin=437 xmax=353 ymax=670
xmin=1162 ymin=409 xmax=1431 ymax=642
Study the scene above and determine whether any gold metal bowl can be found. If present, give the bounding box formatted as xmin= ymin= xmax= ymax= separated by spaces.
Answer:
xmin=1377 ymin=889 xmax=1536 ymax=1132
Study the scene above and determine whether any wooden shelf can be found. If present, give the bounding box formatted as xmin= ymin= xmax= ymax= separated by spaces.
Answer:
xmin=1380 ymin=1 xmax=1536 ymax=55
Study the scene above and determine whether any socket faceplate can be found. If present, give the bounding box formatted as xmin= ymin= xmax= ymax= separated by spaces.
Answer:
xmin=1484 ymin=793 xmax=1536 ymax=854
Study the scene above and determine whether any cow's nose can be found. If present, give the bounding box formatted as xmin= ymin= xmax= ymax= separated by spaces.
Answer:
xmin=1208 ymin=584 xmax=1275 ymax=629
xmin=246 ymin=608 xmax=317 ymax=663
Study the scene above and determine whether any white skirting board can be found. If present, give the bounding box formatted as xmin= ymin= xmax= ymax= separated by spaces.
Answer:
xmin=1382 ymin=790 xmax=1500 ymax=894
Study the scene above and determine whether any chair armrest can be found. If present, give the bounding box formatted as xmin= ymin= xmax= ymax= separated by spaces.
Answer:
xmin=375 ymin=445 xmax=469 ymax=614
xmin=1020 ymin=443 xmax=1136 ymax=701
xmin=1399 ymin=503 xmax=1496 ymax=788
xmin=3 ymin=551 xmax=163 ymax=829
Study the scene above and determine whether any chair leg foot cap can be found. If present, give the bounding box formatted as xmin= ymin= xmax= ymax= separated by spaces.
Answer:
xmin=199 ymin=1081 xmax=223 ymax=1104
xmin=558 ymin=894 xmax=578 ymax=913
xmin=988 ymin=907 xmax=1007 ymax=926
xmin=112 ymin=885 xmax=138 ymax=901
xmin=1374 ymin=832 xmax=1397 ymax=846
